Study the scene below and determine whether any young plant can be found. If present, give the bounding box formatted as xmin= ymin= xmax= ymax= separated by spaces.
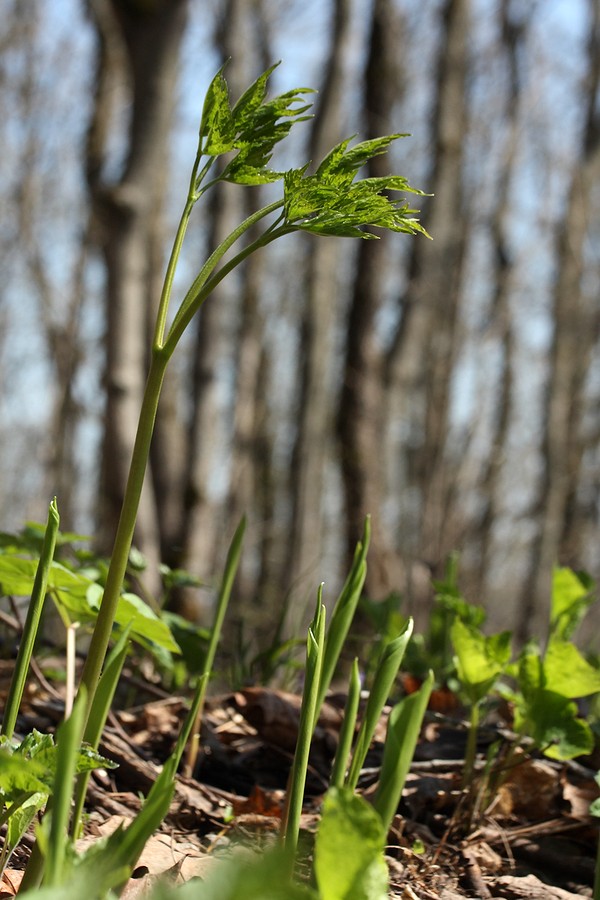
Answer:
xmin=4 ymin=62 xmax=428 ymax=889
xmin=450 ymin=618 xmax=511 ymax=786
xmin=373 ymin=670 xmax=434 ymax=833
xmin=0 ymin=717 xmax=115 ymax=882
xmin=1 ymin=499 xmax=60 ymax=740
xmin=74 ymin=62 xmax=428 ymax=734
xmin=282 ymin=589 xmax=326 ymax=867
xmin=346 ymin=619 xmax=414 ymax=791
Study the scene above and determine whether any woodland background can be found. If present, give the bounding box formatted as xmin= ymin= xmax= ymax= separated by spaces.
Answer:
xmin=1 ymin=0 xmax=599 ymax=647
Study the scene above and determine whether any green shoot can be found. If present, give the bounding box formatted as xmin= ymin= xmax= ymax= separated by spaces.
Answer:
xmin=5 ymin=62 xmax=429 ymax=889
xmin=450 ymin=618 xmax=511 ymax=787
xmin=184 ymin=516 xmax=246 ymax=776
xmin=330 ymin=658 xmax=361 ymax=789
xmin=75 ymin=62 xmax=426 ymax=737
xmin=2 ymin=498 xmax=59 ymax=740
xmin=346 ymin=619 xmax=414 ymax=791
xmin=282 ymin=589 xmax=326 ymax=866
xmin=316 ymin=518 xmax=370 ymax=715
xmin=42 ymin=689 xmax=88 ymax=888
xmin=373 ymin=670 xmax=434 ymax=833
xmin=71 ymin=624 xmax=132 ymax=838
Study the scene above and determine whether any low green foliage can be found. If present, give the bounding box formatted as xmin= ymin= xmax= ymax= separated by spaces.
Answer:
xmin=0 ymin=725 xmax=115 ymax=878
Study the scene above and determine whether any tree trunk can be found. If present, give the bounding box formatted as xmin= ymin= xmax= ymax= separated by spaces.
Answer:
xmin=87 ymin=0 xmax=188 ymax=594
xmin=518 ymin=0 xmax=600 ymax=641
xmin=284 ymin=0 xmax=353 ymax=623
xmin=471 ymin=0 xmax=528 ymax=605
xmin=179 ymin=0 xmax=265 ymax=615
xmin=336 ymin=0 xmax=407 ymax=599
xmin=385 ymin=0 xmax=470 ymax=583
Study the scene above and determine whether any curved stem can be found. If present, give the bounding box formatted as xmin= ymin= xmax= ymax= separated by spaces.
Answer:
xmin=153 ymin=151 xmax=215 ymax=349
xmin=163 ymin=201 xmax=286 ymax=356
xmin=165 ymin=216 xmax=291 ymax=356
xmin=153 ymin=197 xmax=194 ymax=349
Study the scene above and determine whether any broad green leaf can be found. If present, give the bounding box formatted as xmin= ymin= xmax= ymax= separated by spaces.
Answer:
xmin=517 ymin=650 xmax=544 ymax=700
xmin=451 ymin=619 xmax=511 ymax=705
xmin=0 ymin=555 xmax=39 ymax=595
xmin=315 ymin=788 xmax=388 ymax=900
xmin=6 ymin=791 xmax=46 ymax=856
xmin=550 ymin=567 xmax=594 ymax=640
xmin=160 ymin=611 xmax=209 ymax=675
xmin=514 ymin=690 xmax=593 ymax=760
xmin=116 ymin=592 xmax=180 ymax=653
xmin=84 ymin=584 xmax=181 ymax=653
xmin=0 ymin=752 xmax=49 ymax=797
xmin=544 ymin=639 xmax=600 ymax=698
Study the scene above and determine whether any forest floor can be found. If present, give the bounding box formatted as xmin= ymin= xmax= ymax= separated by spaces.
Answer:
xmin=1 ymin=664 xmax=598 ymax=899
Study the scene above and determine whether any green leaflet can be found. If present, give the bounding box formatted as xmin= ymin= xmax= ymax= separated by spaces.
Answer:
xmin=550 ymin=566 xmax=595 ymax=640
xmin=515 ymin=649 xmax=596 ymax=759
xmin=283 ymin=139 xmax=430 ymax=240
xmin=198 ymin=62 xmax=313 ymax=184
xmin=451 ymin=618 xmax=511 ymax=706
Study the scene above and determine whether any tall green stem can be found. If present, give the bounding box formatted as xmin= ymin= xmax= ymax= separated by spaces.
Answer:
xmin=2 ymin=499 xmax=59 ymax=739
xmin=77 ymin=351 xmax=168 ymax=727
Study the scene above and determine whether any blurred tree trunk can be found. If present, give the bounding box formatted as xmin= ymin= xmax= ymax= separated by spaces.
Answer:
xmin=179 ymin=0 xmax=266 ymax=614
xmin=284 ymin=0 xmax=353 ymax=618
xmin=15 ymin=4 xmax=87 ymax=526
xmin=225 ymin=0 xmax=276 ymax=622
xmin=385 ymin=0 xmax=470 ymax=584
xmin=86 ymin=0 xmax=188 ymax=592
xmin=518 ymin=0 xmax=600 ymax=641
xmin=336 ymin=0 xmax=407 ymax=599
xmin=472 ymin=1 xmax=528 ymax=598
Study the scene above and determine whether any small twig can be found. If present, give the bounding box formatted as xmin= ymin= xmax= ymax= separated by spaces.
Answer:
xmin=65 ymin=621 xmax=80 ymax=718
xmin=460 ymin=846 xmax=493 ymax=899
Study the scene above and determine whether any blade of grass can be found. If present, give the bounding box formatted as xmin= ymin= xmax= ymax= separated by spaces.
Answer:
xmin=184 ymin=516 xmax=246 ymax=777
xmin=42 ymin=687 xmax=88 ymax=888
xmin=2 ymin=499 xmax=60 ymax=740
xmin=373 ymin=669 xmax=433 ymax=833
xmin=345 ymin=618 xmax=414 ymax=792
xmin=330 ymin=657 xmax=361 ymax=789
xmin=70 ymin=624 xmax=132 ymax=838
xmin=315 ymin=517 xmax=370 ymax=716
xmin=282 ymin=588 xmax=326 ymax=867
